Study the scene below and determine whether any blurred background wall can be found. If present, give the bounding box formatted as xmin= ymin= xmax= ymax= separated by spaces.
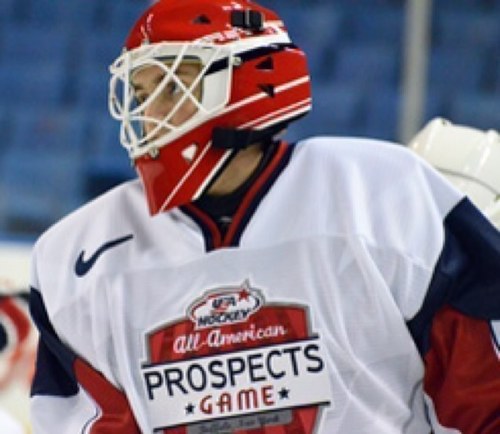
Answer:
xmin=0 ymin=0 xmax=499 ymax=240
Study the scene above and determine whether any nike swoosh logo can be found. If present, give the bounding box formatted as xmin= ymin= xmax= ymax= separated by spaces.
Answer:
xmin=75 ymin=234 xmax=134 ymax=277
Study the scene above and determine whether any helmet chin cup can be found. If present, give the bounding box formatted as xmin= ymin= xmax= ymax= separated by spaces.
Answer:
xmin=109 ymin=0 xmax=312 ymax=212
xmin=136 ymin=140 xmax=233 ymax=214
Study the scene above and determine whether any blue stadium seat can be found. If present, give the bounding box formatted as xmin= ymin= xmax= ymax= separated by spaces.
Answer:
xmin=332 ymin=0 xmax=404 ymax=6
xmin=273 ymin=4 xmax=345 ymax=82
xmin=449 ymin=93 xmax=500 ymax=130
xmin=23 ymin=0 xmax=100 ymax=30
xmin=0 ymin=23 xmax=70 ymax=64
xmin=78 ymin=30 xmax=125 ymax=69
xmin=301 ymin=82 xmax=365 ymax=137
xmin=436 ymin=11 xmax=500 ymax=52
xmin=0 ymin=149 xmax=85 ymax=234
xmin=495 ymin=62 xmax=500 ymax=94
xmin=9 ymin=108 xmax=89 ymax=154
xmin=428 ymin=47 xmax=484 ymax=92
xmin=104 ymin=0 xmax=150 ymax=33
xmin=364 ymin=87 xmax=447 ymax=142
xmin=258 ymin=0 xmax=305 ymax=8
xmin=435 ymin=0 xmax=499 ymax=10
xmin=284 ymin=121 xmax=310 ymax=144
xmin=332 ymin=43 xmax=400 ymax=89
xmin=362 ymin=85 xmax=445 ymax=141
xmin=0 ymin=61 xmax=69 ymax=108
xmin=0 ymin=0 xmax=16 ymax=23
xmin=0 ymin=108 xmax=10 ymax=153
xmin=87 ymin=116 xmax=134 ymax=176
xmin=85 ymin=115 xmax=136 ymax=198
xmin=363 ymin=86 xmax=401 ymax=141
xmin=423 ymin=88 xmax=447 ymax=120
xmin=74 ymin=64 xmax=111 ymax=113
xmin=344 ymin=6 xmax=404 ymax=45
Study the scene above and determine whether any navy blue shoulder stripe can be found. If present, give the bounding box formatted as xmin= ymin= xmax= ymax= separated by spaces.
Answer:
xmin=29 ymin=287 xmax=79 ymax=397
xmin=180 ymin=205 xmax=218 ymax=252
xmin=407 ymin=198 xmax=500 ymax=355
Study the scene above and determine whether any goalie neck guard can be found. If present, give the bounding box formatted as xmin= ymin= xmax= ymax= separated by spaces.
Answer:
xmin=109 ymin=0 xmax=311 ymax=214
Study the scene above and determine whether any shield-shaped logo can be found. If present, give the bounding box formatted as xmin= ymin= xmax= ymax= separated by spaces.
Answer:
xmin=142 ymin=280 xmax=331 ymax=433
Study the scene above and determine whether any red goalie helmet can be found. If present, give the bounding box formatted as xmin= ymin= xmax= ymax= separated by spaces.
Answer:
xmin=109 ymin=0 xmax=311 ymax=214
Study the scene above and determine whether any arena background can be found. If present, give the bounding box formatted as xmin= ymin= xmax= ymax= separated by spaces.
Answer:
xmin=0 ymin=0 xmax=499 ymax=431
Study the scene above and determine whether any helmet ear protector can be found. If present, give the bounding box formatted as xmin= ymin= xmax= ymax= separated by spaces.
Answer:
xmin=409 ymin=117 xmax=500 ymax=226
xmin=109 ymin=0 xmax=312 ymax=214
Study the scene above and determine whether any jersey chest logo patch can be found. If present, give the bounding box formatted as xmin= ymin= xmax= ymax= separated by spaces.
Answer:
xmin=141 ymin=280 xmax=331 ymax=433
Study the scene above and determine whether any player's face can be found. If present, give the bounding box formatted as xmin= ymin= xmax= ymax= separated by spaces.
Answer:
xmin=131 ymin=62 xmax=202 ymax=138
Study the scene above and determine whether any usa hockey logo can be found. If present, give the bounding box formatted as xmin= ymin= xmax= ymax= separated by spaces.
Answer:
xmin=141 ymin=280 xmax=331 ymax=433
xmin=188 ymin=280 xmax=263 ymax=329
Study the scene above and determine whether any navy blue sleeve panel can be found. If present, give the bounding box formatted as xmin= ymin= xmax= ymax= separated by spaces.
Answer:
xmin=29 ymin=287 xmax=78 ymax=397
xmin=30 ymin=287 xmax=141 ymax=432
xmin=407 ymin=198 xmax=500 ymax=355
xmin=447 ymin=202 xmax=500 ymax=319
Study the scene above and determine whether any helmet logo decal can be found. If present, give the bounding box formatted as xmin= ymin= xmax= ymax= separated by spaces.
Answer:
xmin=193 ymin=14 xmax=211 ymax=25
xmin=140 ymin=13 xmax=154 ymax=45
xmin=256 ymin=56 xmax=274 ymax=70
xmin=259 ymin=83 xmax=276 ymax=98
xmin=197 ymin=29 xmax=241 ymax=44
xmin=181 ymin=144 xmax=199 ymax=163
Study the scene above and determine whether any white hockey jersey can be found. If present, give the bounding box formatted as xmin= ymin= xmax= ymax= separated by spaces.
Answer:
xmin=29 ymin=138 xmax=500 ymax=433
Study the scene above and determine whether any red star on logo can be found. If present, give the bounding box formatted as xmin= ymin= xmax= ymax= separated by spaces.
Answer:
xmin=238 ymin=288 xmax=251 ymax=301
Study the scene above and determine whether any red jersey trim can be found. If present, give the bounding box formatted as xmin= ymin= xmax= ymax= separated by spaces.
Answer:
xmin=74 ymin=358 xmax=141 ymax=434
xmin=183 ymin=141 xmax=293 ymax=251
xmin=424 ymin=305 xmax=500 ymax=433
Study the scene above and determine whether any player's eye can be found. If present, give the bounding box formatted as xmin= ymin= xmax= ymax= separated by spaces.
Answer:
xmin=164 ymin=81 xmax=182 ymax=98
xmin=134 ymin=93 xmax=146 ymax=105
